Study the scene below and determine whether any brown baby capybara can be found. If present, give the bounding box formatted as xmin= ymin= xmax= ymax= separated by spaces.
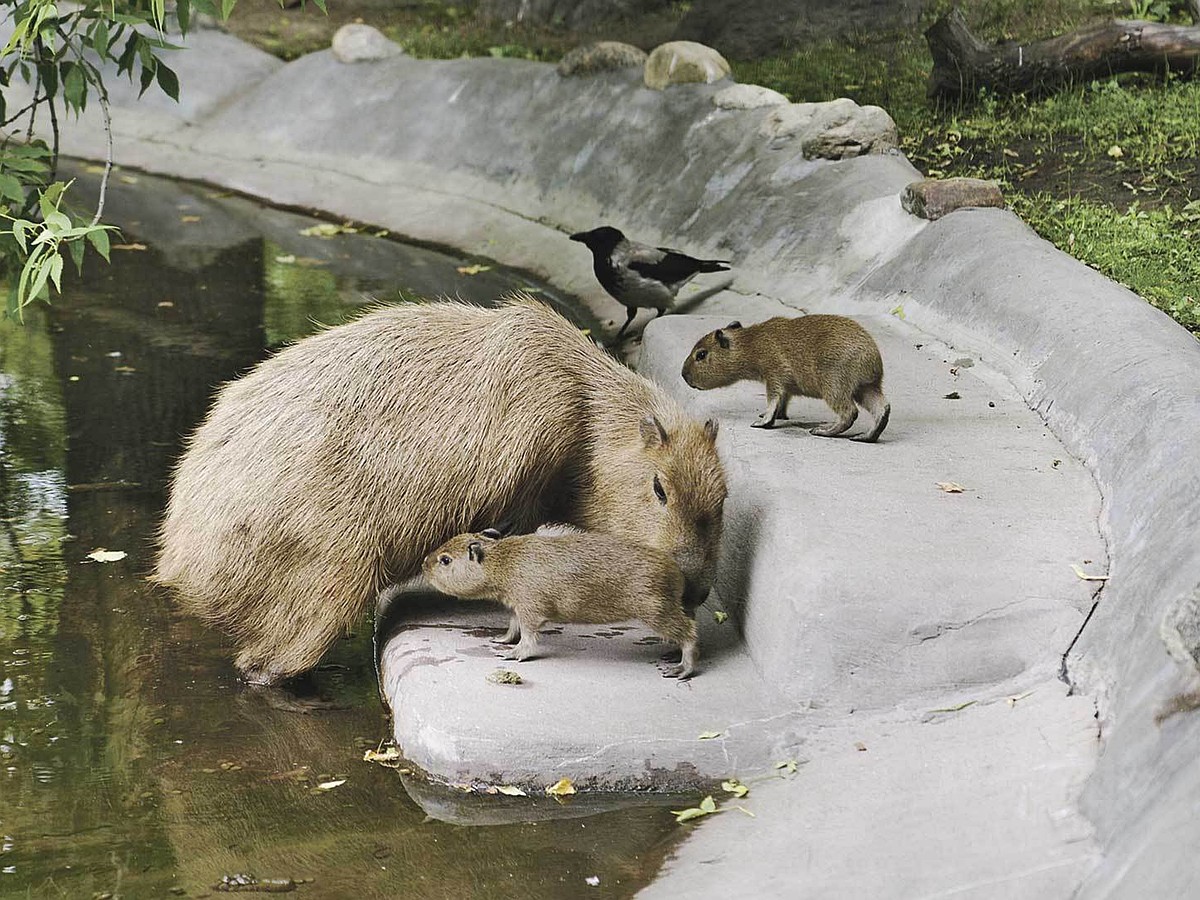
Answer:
xmin=154 ymin=295 xmax=727 ymax=684
xmin=681 ymin=315 xmax=890 ymax=442
xmin=423 ymin=529 xmax=699 ymax=678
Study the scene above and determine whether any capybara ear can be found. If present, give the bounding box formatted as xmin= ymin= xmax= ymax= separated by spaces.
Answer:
xmin=704 ymin=419 xmax=719 ymax=442
xmin=467 ymin=540 xmax=485 ymax=563
xmin=715 ymin=329 xmax=731 ymax=349
xmin=726 ymin=321 xmax=743 ymax=329
xmin=639 ymin=414 xmax=670 ymax=449
xmin=480 ymin=528 xmax=503 ymax=540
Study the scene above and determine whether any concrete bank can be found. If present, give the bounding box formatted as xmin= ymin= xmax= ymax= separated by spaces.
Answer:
xmin=15 ymin=22 xmax=1198 ymax=898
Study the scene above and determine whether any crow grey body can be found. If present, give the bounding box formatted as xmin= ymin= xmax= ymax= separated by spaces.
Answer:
xmin=570 ymin=226 xmax=731 ymax=338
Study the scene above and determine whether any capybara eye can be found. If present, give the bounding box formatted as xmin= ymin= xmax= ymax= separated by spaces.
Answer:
xmin=695 ymin=349 xmax=708 ymax=361
xmin=439 ymin=554 xmax=452 ymax=566
xmin=653 ymin=474 xmax=668 ymax=505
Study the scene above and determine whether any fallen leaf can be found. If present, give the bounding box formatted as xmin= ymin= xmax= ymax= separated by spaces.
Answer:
xmin=890 ymin=304 xmax=906 ymax=320
xmin=86 ymin=549 xmax=127 ymax=563
xmin=854 ymin=742 xmax=867 ymax=752
xmin=1007 ymin=690 xmax=1035 ymax=707
xmin=1002 ymin=147 xmax=1019 ymax=158
xmin=1071 ymin=563 xmax=1109 ymax=582
xmin=936 ymin=482 xmax=967 ymax=493
xmin=698 ymin=731 xmax=722 ymax=740
xmin=456 ymin=264 xmax=492 ymax=275
xmin=487 ymin=669 xmax=524 ymax=685
xmin=585 ymin=876 xmax=600 ymax=886
xmin=774 ymin=759 xmax=798 ymax=774
xmin=315 ymin=779 xmax=346 ymax=791
xmin=112 ymin=243 xmax=147 ymax=251
xmin=671 ymin=794 xmax=719 ymax=824
xmin=929 ymin=699 xmax=976 ymax=713
xmin=545 ymin=777 xmax=576 ymax=797
xmin=114 ymin=366 xmax=137 ymax=373
xmin=495 ymin=785 xmax=527 ymax=796
xmin=275 ymin=254 xmax=297 ymax=264
xmin=157 ymin=301 xmax=174 ymax=308
xmin=1107 ymin=145 xmax=1124 ymax=159
xmin=119 ymin=174 xmax=139 ymax=184
xmin=713 ymin=610 xmax=729 ymax=624
xmin=363 ymin=746 xmax=402 ymax=765
xmin=721 ymin=779 xmax=748 ymax=798
xmin=180 ymin=215 xmax=201 ymax=223
xmin=300 ymin=222 xmax=356 ymax=238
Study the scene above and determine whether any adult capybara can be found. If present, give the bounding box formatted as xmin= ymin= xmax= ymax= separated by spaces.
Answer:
xmin=154 ymin=294 xmax=727 ymax=684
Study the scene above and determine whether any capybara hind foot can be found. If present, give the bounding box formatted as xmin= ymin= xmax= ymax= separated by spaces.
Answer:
xmin=660 ymin=641 xmax=698 ymax=680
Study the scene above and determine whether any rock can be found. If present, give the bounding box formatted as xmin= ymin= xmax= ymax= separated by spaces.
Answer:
xmin=759 ymin=99 xmax=898 ymax=160
xmin=674 ymin=0 xmax=927 ymax=59
xmin=712 ymin=83 xmax=790 ymax=109
xmin=331 ymin=24 xmax=404 ymax=64
xmin=901 ymin=178 xmax=1005 ymax=221
xmin=644 ymin=41 xmax=731 ymax=91
xmin=557 ymin=42 xmax=648 ymax=77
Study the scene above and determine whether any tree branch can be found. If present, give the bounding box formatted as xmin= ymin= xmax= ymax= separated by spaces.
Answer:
xmin=926 ymin=8 xmax=1200 ymax=99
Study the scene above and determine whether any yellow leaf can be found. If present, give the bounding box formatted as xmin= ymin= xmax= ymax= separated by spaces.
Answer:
xmin=495 ymin=785 xmax=527 ymax=796
xmin=698 ymin=731 xmax=722 ymax=740
xmin=275 ymin=255 xmax=297 ymax=264
xmin=315 ymin=779 xmax=345 ymax=791
xmin=456 ymin=264 xmax=492 ymax=275
xmin=1071 ymin=563 xmax=1109 ymax=581
xmin=721 ymin=779 xmax=748 ymax=798
xmin=300 ymin=222 xmax=357 ymax=237
xmin=545 ymin=777 xmax=576 ymax=797
xmin=86 ymin=549 xmax=126 ymax=563
xmin=713 ymin=610 xmax=729 ymax=624
xmin=363 ymin=746 xmax=402 ymax=765
xmin=1107 ymin=145 xmax=1124 ymax=159
xmin=180 ymin=215 xmax=201 ymax=223
xmin=936 ymin=482 xmax=966 ymax=493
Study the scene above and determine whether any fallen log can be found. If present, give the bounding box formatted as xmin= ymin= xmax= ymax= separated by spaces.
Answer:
xmin=926 ymin=8 xmax=1200 ymax=99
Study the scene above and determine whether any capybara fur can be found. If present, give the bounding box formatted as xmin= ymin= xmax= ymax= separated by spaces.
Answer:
xmin=424 ymin=530 xmax=699 ymax=678
xmin=681 ymin=315 xmax=890 ymax=442
xmin=154 ymin=295 xmax=726 ymax=684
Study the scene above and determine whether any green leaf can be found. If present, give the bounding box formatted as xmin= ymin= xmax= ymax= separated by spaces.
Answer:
xmin=37 ymin=61 xmax=59 ymax=101
xmin=64 ymin=63 xmax=87 ymax=111
xmin=699 ymin=795 xmax=717 ymax=813
xmin=86 ymin=228 xmax=111 ymax=262
xmin=310 ymin=0 xmax=327 ymax=11
xmin=221 ymin=0 xmax=237 ymax=20
xmin=697 ymin=731 xmax=722 ymax=740
xmin=117 ymin=33 xmax=138 ymax=76
xmin=176 ymin=0 xmax=190 ymax=33
xmin=12 ymin=220 xmax=29 ymax=252
xmin=139 ymin=61 xmax=156 ymax=98
xmin=0 ymin=174 xmax=25 ymax=204
xmin=67 ymin=237 xmax=85 ymax=275
xmin=47 ymin=252 xmax=64 ymax=292
xmin=92 ymin=20 xmax=111 ymax=56
xmin=156 ymin=61 xmax=179 ymax=102
xmin=672 ymin=807 xmax=709 ymax=823
xmin=43 ymin=210 xmax=72 ymax=233
xmin=27 ymin=252 xmax=53 ymax=307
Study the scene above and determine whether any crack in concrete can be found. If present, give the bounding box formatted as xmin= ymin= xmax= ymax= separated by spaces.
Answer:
xmin=910 ymin=596 xmax=1033 ymax=645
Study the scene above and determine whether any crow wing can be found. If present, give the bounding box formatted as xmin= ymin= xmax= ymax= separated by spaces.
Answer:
xmin=627 ymin=246 xmax=729 ymax=285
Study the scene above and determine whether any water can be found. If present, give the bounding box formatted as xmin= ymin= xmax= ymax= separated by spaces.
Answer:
xmin=0 ymin=169 xmax=688 ymax=899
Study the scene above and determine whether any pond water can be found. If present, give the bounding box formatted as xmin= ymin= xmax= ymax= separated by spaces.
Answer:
xmin=0 ymin=169 xmax=689 ymax=899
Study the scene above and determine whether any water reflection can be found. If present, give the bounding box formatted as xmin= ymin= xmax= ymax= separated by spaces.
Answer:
xmin=0 ymin=170 xmax=683 ymax=898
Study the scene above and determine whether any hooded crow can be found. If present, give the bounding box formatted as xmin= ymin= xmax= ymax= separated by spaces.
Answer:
xmin=570 ymin=226 xmax=731 ymax=338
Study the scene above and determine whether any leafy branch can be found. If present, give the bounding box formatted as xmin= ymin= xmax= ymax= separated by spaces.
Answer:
xmin=0 ymin=0 xmax=236 ymax=318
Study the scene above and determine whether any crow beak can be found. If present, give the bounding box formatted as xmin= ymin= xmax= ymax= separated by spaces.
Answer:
xmin=569 ymin=232 xmax=587 ymax=243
